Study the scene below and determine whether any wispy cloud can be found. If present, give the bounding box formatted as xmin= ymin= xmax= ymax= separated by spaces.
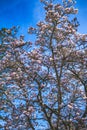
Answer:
xmin=33 ymin=0 xmax=45 ymax=24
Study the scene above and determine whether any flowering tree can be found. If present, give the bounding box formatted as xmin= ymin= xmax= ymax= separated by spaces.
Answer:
xmin=0 ymin=0 xmax=87 ymax=129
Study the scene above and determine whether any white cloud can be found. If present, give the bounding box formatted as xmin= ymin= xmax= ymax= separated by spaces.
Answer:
xmin=33 ymin=0 xmax=45 ymax=23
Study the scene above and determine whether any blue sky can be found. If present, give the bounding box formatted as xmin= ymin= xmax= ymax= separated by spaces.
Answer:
xmin=0 ymin=0 xmax=87 ymax=40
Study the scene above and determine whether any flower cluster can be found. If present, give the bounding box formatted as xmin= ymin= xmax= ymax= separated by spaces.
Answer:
xmin=0 ymin=0 xmax=87 ymax=129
